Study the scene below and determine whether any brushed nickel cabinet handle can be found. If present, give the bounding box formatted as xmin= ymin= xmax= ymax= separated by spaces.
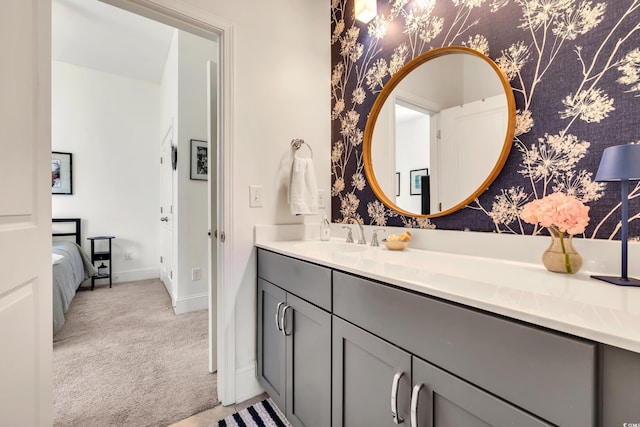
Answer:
xmin=410 ymin=383 xmax=424 ymax=427
xmin=391 ymin=371 xmax=404 ymax=424
xmin=275 ymin=301 xmax=285 ymax=331
xmin=280 ymin=305 xmax=292 ymax=336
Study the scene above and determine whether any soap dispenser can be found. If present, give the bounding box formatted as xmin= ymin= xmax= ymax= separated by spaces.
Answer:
xmin=320 ymin=214 xmax=331 ymax=241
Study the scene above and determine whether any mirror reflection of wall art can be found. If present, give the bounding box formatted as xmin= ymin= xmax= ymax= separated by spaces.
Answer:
xmin=190 ymin=139 xmax=208 ymax=181
xmin=51 ymin=151 xmax=72 ymax=195
xmin=410 ymin=168 xmax=427 ymax=196
xmin=396 ymin=172 xmax=400 ymax=197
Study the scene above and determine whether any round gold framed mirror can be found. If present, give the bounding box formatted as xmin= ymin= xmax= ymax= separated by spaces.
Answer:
xmin=363 ymin=46 xmax=516 ymax=218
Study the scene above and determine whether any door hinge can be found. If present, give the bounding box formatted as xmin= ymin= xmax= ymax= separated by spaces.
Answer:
xmin=170 ymin=270 xmax=173 ymax=279
xmin=160 ymin=256 xmax=163 ymax=263
xmin=437 ymin=130 xmax=442 ymax=139
xmin=160 ymin=206 xmax=164 ymax=214
xmin=160 ymin=157 xmax=163 ymax=164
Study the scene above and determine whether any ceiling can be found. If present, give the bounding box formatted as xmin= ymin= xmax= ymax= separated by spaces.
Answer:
xmin=396 ymin=104 xmax=429 ymax=123
xmin=52 ymin=0 xmax=175 ymax=83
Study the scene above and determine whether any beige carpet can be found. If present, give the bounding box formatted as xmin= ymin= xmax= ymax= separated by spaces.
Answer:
xmin=53 ymin=279 xmax=218 ymax=427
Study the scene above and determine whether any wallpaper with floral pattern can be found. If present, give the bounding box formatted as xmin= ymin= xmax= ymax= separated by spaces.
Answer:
xmin=330 ymin=0 xmax=640 ymax=239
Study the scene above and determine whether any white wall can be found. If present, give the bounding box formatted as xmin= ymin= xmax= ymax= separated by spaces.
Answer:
xmin=217 ymin=2 xmax=331 ymax=402
xmin=157 ymin=29 xmax=217 ymax=314
xmin=52 ymin=61 xmax=161 ymax=283
xmin=110 ymin=0 xmax=331 ymax=403
xmin=159 ymin=29 xmax=178 ymax=300
xmin=175 ymin=31 xmax=218 ymax=313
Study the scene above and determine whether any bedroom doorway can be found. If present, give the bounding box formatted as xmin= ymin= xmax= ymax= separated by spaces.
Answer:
xmin=51 ymin=0 xmax=228 ymax=412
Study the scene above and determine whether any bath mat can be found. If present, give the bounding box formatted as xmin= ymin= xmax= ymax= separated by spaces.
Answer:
xmin=216 ymin=398 xmax=291 ymax=427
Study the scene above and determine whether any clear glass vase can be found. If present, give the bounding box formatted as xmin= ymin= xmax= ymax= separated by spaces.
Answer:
xmin=542 ymin=227 xmax=583 ymax=274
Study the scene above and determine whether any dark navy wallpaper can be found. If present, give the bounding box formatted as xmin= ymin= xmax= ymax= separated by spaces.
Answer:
xmin=330 ymin=0 xmax=640 ymax=239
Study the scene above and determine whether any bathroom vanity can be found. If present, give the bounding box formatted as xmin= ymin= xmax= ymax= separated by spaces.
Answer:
xmin=256 ymin=241 xmax=640 ymax=427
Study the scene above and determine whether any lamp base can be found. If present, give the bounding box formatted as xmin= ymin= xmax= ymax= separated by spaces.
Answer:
xmin=591 ymin=275 xmax=640 ymax=287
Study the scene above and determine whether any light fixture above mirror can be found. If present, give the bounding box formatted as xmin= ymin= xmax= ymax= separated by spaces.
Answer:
xmin=355 ymin=0 xmax=377 ymax=23
xmin=363 ymin=46 xmax=516 ymax=219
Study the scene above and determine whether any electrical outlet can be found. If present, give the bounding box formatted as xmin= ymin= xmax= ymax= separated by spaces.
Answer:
xmin=318 ymin=189 xmax=327 ymax=208
xmin=125 ymin=252 xmax=133 ymax=261
xmin=192 ymin=268 xmax=201 ymax=281
xmin=250 ymin=185 xmax=263 ymax=208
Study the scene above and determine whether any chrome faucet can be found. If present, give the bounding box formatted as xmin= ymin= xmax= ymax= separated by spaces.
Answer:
xmin=342 ymin=226 xmax=354 ymax=243
xmin=346 ymin=217 xmax=366 ymax=245
xmin=370 ymin=229 xmax=384 ymax=247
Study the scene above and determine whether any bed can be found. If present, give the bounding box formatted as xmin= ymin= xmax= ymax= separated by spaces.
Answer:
xmin=52 ymin=218 xmax=97 ymax=335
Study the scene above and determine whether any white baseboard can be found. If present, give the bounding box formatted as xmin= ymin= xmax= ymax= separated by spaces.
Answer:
xmin=112 ymin=267 xmax=159 ymax=284
xmin=235 ymin=361 xmax=263 ymax=404
xmin=174 ymin=292 xmax=208 ymax=314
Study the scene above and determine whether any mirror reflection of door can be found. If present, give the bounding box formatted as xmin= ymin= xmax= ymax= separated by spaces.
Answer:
xmin=437 ymin=95 xmax=508 ymax=212
xmin=394 ymin=102 xmax=432 ymax=214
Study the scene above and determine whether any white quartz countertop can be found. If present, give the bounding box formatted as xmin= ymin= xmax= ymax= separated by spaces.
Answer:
xmin=256 ymin=239 xmax=640 ymax=354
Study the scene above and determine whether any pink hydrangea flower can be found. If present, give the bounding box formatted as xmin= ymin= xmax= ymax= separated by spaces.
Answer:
xmin=520 ymin=192 xmax=590 ymax=235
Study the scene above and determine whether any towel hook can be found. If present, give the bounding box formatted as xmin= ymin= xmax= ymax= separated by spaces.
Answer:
xmin=291 ymin=138 xmax=313 ymax=158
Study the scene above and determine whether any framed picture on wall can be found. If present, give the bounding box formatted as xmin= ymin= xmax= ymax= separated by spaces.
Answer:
xmin=410 ymin=168 xmax=428 ymax=195
xmin=190 ymin=139 xmax=208 ymax=180
xmin=396 ymin=172 xmax=400 ymax=196
xmin=51 ymin=151 xmax=72 ymax=195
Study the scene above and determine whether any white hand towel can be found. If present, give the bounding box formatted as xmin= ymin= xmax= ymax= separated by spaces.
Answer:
xmin=289 ymin=156 xmax=319 ymax=215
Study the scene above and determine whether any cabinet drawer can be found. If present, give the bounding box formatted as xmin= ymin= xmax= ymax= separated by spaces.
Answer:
xmin=333 ymin=271 xmax=596 ymax=427
xmin=258 ymin=249 xmax=332 ymax=311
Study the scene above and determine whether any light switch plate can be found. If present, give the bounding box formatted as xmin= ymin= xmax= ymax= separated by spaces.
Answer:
xmin=318 ymin=189 xmax=327 ymax=209
xmin=250 ymin=185 xmax=263 ymax=208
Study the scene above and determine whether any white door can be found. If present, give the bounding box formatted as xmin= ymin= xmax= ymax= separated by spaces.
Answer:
xmin=160 ymin=124 xmax=174 ymax=302
xmin=0 ymin=1 xmax=52 ymax=425
xmin=438 ymin=95 xmax=507 ymax=211
xmin=207 ymin=61 xmax=218 ymax=373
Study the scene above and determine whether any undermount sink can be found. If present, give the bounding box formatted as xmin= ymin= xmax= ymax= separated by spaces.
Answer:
xmin=294 ymin=241 xmax=370 ymax=253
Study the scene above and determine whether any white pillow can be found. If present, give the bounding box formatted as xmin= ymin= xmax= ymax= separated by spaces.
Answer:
xmin=52 ymin=253 xmax=64 ymax=265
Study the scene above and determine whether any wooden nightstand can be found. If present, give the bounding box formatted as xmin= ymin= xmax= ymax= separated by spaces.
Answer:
xmin=87 ymin=236 xmax=115 ymax=290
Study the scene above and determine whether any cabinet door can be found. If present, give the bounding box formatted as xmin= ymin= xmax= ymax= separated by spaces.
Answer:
xmin=285 ymin=294 xmax=331 ymax=427
xmin=601 ymin=344 xmax=640 ymax=426
xmin=333 ymin=317 xmax=411 ymax=427
xmin=257 ymin=278 xmax=286 ymax=412
xmin=411 ymin=357 xmax=553 ymax=427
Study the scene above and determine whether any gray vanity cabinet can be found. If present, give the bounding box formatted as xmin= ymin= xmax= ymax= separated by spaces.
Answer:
xmin=332 ymin=317 xmax=412 ymax=427
xmin=332 ymin=316 xmax=551 ymax=427
xmin=411 ymin=357 xmax=552 ymax=427
xmin=601 ymin=344 xmax=640 ymax=425
xmin=257 ymin=248 xmax=603 ymax=427
xmin=333 ymin=271 xmax=596 ymax=427
xmin=257 ymin=250 xmax=332 ymax=427
xmin=257 ymin=278 xmax=286 ymax=411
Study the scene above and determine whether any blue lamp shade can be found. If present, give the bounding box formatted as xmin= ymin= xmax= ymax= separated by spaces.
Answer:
xmin=595 ymin=142 xmax=640 ymax=182
xmin=592 ymin=142 xmax=640 ymax=287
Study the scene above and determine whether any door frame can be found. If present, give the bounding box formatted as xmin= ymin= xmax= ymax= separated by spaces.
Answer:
xmin=98 ymin=0 xmax=236 ymax=405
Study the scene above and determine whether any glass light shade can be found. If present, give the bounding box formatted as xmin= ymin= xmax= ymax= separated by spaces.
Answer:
xmin=355 ymin=0 xmax=377 ymax=23
xmin=595 ymin=142 xmax=640 ymax=182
